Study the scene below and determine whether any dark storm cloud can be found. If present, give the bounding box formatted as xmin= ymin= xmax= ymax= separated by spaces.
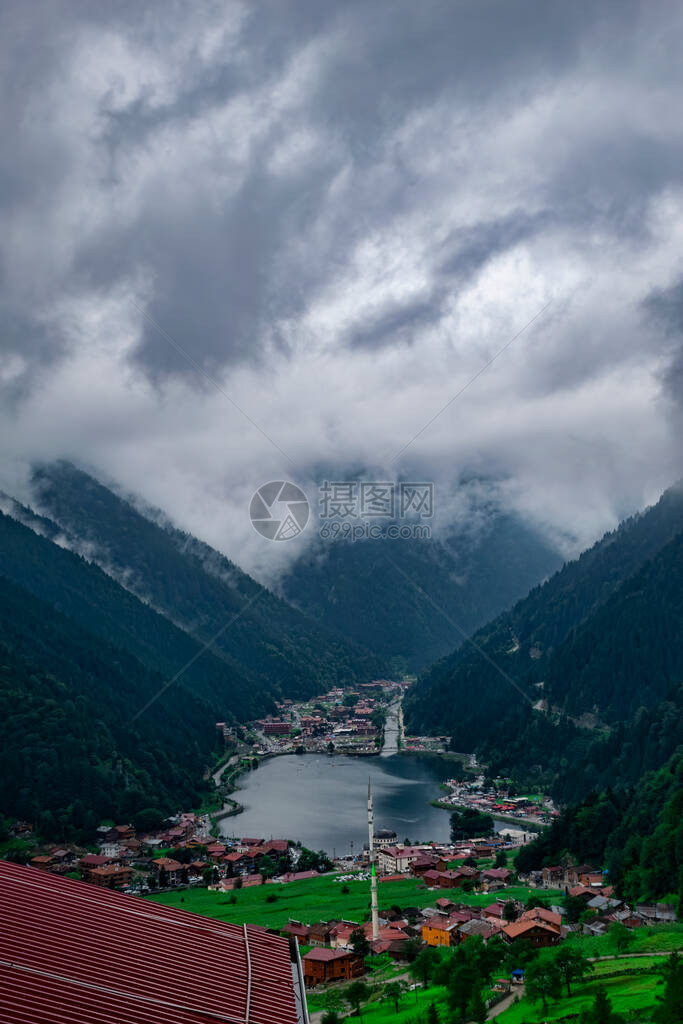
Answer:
xmin=1 ymin=0 xmax=670 ymax=378
xmin=1 ymin=0 xmax=683 ymax=575
xmin=643 ymin=279 xmax=683 ymax=406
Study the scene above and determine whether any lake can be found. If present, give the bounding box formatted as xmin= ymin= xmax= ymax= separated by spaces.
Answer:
xmin=220 ymin=751 xmax=467 ymax=855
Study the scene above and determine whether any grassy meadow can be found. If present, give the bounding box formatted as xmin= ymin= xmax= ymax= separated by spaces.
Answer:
xmin=146 ymin=872 xmax=563 ymax=930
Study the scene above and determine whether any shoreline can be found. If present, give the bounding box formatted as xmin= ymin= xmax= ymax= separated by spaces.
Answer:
xmin=212 ymin=696 xmax=406 ymax=824
xmin=429 ymin=798 xmax=546 ymax=832
xmin=210 ymin=702 xmax=543 ymax=842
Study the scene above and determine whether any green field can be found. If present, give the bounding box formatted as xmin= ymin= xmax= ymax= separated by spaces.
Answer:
xmin=591 ymin=954 xmax=670 ymax=976
xmin=496 ymin=930 xmax=683 ymax=1024
xmin=352 ymin=984 xmax=449 ymax=1023
xmin=146 ymin=874 xmax=563 ymax=930
xmin=308 ymin=982 xmax=450 ymax=1022
xmin=568 ymin=922 xmax=683 ymax=957
xmin=496 ymin=969 xmax=665 ymax=1023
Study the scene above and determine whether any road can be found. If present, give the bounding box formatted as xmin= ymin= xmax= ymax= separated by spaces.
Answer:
xmin=487 ymin=985 xmax=524 ymax=1019
xmin=380 ymin=699 xmax=402 ymax=757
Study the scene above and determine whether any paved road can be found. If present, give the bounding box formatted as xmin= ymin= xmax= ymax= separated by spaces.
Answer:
xmin=488 ymin=985 xmax=524 ymax=1019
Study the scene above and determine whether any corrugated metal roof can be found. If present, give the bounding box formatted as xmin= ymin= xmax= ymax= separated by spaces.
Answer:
xmin=0 ymin=860 xmax=306 ymax=1024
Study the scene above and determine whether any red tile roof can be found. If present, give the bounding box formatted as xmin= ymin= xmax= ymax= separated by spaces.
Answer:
xmin=303 ymin=947 xmax=353 ymax=962
xmin=521 ymin=907 xmax=562 ymax=929
xmin=503 ymin=919 xmax=558 ymax=940
xmin=79 ymin=854 xmax=112 ymax=867
xmin=0 ymin=860 xmax=304 ymax=1024
xmin=279 ymin=870 xmax=320 ymax=883
xmin=484 ymin=903 xmax=504 ymax=917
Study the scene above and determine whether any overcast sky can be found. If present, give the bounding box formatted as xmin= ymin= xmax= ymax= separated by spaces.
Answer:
xmin=1 ymin=0 xmax=682 ymax=577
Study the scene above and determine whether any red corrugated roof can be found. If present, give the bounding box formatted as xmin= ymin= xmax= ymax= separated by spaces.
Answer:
xmin=0 ymin=860 xmax=304 ymax=1024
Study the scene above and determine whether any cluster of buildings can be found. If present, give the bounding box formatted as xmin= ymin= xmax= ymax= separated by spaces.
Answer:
xmin=422 ymin=901 xmax=564 ymax=948
xmin=242 ymin=680 xmax=405 ymax=756
xmin=527 ymin=863 xmax=678 ymax=935
xmin=291 ymin=858 xmax=677 ymax=990
xmin=440 ymin=778 xmax=558 ymax=826
xmin=402 ymin=734 xmax=450 ymax=753
xmin=24 ymin=814 xmax=300 ymax=893
xmin=276 ymin=895 xmax=565 ymax=989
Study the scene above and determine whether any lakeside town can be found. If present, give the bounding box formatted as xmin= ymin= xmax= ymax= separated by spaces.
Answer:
xmin=3 ymin=679 xmax=679 ymax=1021
xmin=8 ymin=681 xmax=566 ymax=887
xmin=12 ymin=811 xmax=678 ymax=996
xmin=4 ymin=679 xmax=680 ymax=1024
xmin=218 ymin=678 xmax=409 ymax=756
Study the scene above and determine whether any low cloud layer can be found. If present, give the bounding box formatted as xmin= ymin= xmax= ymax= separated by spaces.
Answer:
xmin=1 ymin=0 xmax=683 ymax=579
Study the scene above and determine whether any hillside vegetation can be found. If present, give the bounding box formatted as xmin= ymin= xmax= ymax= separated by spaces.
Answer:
xmin=280 ymin=506 xmax=562 ymax=671
xmin=405 ymin=484 xmax=683 ymax=803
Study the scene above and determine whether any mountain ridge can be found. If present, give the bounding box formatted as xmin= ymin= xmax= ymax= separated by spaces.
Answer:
xmin=404 ymin=480 xmax=683 ymax=802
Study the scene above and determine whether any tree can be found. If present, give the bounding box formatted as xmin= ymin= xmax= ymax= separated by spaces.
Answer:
xmin=580 ymin=986 xmax=624 ymax=1024
xmin=503 ymin=900 xmax=517 ymax=922
xmin=474 ymin=934 xmax=506 ymax=982
xmin=133 ymin=807 xmax=166 ymax=833
xmin=494 ymin=850 xmax=507 ymax=868
xmin=450 ymin=808 xmax=494 ymax=841
xmin=323 ymin=989 xmax=345 ymax=1013
xmin=298 ymin=847 xmax=333 ymax=873
xmin=402 ymin=937 xmax=423 ymax=963
xmin=564 ymin=894 xmax=588 ymax=924
xmin=555 ymin=946 xmax=593 ymax=996
xmin=448 ymin=962 xmax=481 ymax=1019
xmin=653 ymin=952 xmax=683 ymax=1024
xmin=608 ymin=921 xmax=634 ymax=955
xmin=350 ymin=927 xmax=371 ymax=958
xmin=384 ymin=980 xmax=406 ymax=1012
xmin=202 ymin=866 xmax=218 ymax=886
xmin=466 ymin=987 xmax=487 ymax=1024
xmin=411 ymin=947 xmax=440 ymax=987
xmin=345 ymin=980 xmax=370 ymax=1019
xmin=525 ymin=958 xmax=562 ymax=1013
xmin=321 ymin=989 xmax=346 ymax=1024
xmin=258 ymin=854 xmax=277 ymax=880
xmin=427 ymin=1002 xmax=440 ymax=1024
xmin=506 ymin=938 xmax=536 ymax=969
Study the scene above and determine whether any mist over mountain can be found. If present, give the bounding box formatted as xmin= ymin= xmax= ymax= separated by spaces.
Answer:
xmin=2 ymin=2 xmax=683 ymax=593
xmin=28 ymin=462 xmax=385 ymax=691
xmin=0 ymin=464 xmax=386 ymax=837
xmin=279 ymin=511 xmax=562 ymax=670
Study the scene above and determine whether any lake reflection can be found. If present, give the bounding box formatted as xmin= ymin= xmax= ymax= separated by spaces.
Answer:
xmin=219 ymin=752 xmax=456 ymax=855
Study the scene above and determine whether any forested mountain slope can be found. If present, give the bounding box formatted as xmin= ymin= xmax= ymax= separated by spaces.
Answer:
xmin=404 ymin=483 xmax=683 ymax=799
xmin=30 ymin=462 xmax=384 ymax=696
xmin=0 ymin=509 xmax=260 ymax=722
xmin=280 ymin=511 xmax=562 ymax=671
xmin=517 ymin=749 xmax=683 ymax=906
xmin=0 ymin=573 xmax=218 ymax=839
